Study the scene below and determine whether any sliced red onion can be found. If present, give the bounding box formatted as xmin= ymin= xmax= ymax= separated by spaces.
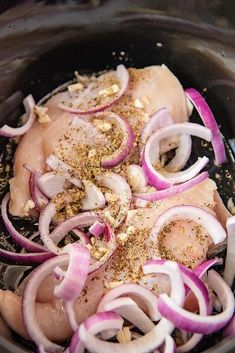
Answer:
xmin=163 ymin=335 xmax=175 ymax=353
xmin=176 ymin=266 xmax=211 ymax=352
xmin=94 ymin=112 xmax=134 ymax=168
xmin=80 ymin=181 xmax=106 ymax=211
xmin=126 ymin=164 xmax=148 ymax=192
xmin=223 ymin=315 xmax=235 ymax=338
xmin=70 ymin=312 xmax=124 ymax=353
xmin=37 ymin=172 xmax=71 ymax=199
xmin=46 ymin=155 xmax=82 ymax=188
xmin=79 ymin=260 xmax=184 ymax=353
xmin=53 ymin=244 xmax=90 ymax=300
xmin=223 ymin=216 xmax=235 ymax=287
xmin=158 ymin=270 xmax=234 ymax=334
xmin=22 ymin=254 xmax=69 ymax=353
xmin=58 ymin=65 xmax=129 ymax=115
xmin=0 ymin=247 xmax=54 ymax=264
xmin=141 ymin=108 xmax=174 ymax=145
xmin=39 ymin=205 xmax=116 ymax=271
xmin=96 ymin=172 xmax=132 ymax=228
xmin=185 ymin=88 xmax=227 ymax=165
xmin=71 ymin=228 xmax=90 ymax=245
xmin=133 ymin=172 xmax=209 ymax=202
xmin=97 ymin=283 xmax=160 ymax=322
xmin=142 ymin=122 xmax=212 ymax=190
xmin=101 ymin=297 xmax=155 ymax=334
xmin=143 ymin=260 xmax=185 ymax=307
xmin=0 ymin=94 xmax=36 ymax=137
xmin=141 ymin=108 xmax=192 ymax=173
xmin=23 ymin=164 xmax=49 ymax=210
xmin=165 ymin=134 xmax=192 ymax=173
xmin=89 ymin=221 xmax=105 ymax=237
xmin=193 ymin=258 xmax=222 ymax=279
xmin=1 ymin=193 xmax=45 ymax=252
xmin=39 ymin=204 xmax=97 ymax=253
xmin=53 ymin=244 xmax=90 ymax=331
xmin=148 ymin=205 xmax=227 ymax=246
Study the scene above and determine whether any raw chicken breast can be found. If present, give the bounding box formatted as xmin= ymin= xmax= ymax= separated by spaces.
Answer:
xmin=1 ymin=177 xmax=229 ymax=341
xmin=9 ymin=65 xmax=190 ymax=216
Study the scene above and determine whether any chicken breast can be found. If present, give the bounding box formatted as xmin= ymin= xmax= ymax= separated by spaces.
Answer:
xmin=1 ymin=178 xmax=229 ymax=342
xmin=9 ymin=65 xmax=190 ymax=216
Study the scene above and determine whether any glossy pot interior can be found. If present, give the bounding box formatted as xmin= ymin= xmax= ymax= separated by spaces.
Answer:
xmin=0 ymin=1 xmax=234 ymax=353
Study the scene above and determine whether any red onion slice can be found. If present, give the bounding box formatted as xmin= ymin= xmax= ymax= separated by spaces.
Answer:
xmin=165 ymin=134 xmax=192 ymax=173
xmin=80 ymin=181 xmax=106 ymax=211
xmin=23 ymin=164 xmax=49 ymax=210
xmin=193 ymin=258 xmax=222 ymax=279
xmin=1 ymin=193 xmax=45 ymax=253
xmin=133 ymin=172 xmax=209 ymax=202
xmin=70 ymin=312 xmax=124 ymax=353
xmin=39 ymin=204 xmax=116 ymax=271
xmin=37 ymin=172 xmax=71 ymax=199
xmin=58 ymin=65 xmax=129 ymax=115
xmin=223 ymin=216 xmax=235 ymax=287
xmin=223 ymin=315 xmax=235 ymax=339
xmin=0 ymin=94 xmax=36 ymax=137
xmin=142 ymin=123 xmax=212 ymax=190
xmin=148 ymin=205 xmax=227 ymax=246
xmin=141 ymin=108 xmax=192 ymax=173
xmin=53 ymin=244 xmax=90 ymax=331
xmin=22 ymin=254 xmax=69 ymax=353
xmin=0 ymin=247 xmax=54 ymax=264
xmin=53 ymin=244 xmax=90 ymax=300
xmin=158 ymin=270 xmax=234 ymax=334
xmin=141 ymin=108 xmax=174 ymax=145
xmin=96 ymin=172 xmax=132 ymax=228
xmin=163 ymin=335 xmax=175 ymax=353
xmin=101 ymin=297 xmax=155 ymax=334
xmin=89 ymin=221 xmax=106 ymax=237
xmin=94 ymin=112 xmax=134 ymax=168
xmin=185 ymin=88 xmax=227 ymax=165
xmin=97 ymin=283 xmax=160 ymax=322
xmin=79 ymin=260 xmax=185 ymax=353
xmin=46 ymin=155 xmax=82 ymax=188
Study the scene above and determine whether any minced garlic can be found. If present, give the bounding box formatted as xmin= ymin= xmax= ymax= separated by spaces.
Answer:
xmin=88 ymin=149 xmax=97 ymax=158
xmin=134 ymin=98 xmax=144 ymax=109
xmin=104 ymin=210 xmax=116 ymax=226
xmin=98 ymin=84 xmax=119 ymax=97
xmin=116 ymin=327 xmax=131 ymax=343
xmin=105 ymin=192 xmax=119 ymax=203
xmin=93 ymin=119 xmax=112 ymax=132
xmin=117 ymin=232 xmax=129 ymax=243
xmin=23 ymin=199 xmax=35 ymax=215
xmin=106 ymin=280 xmax=124 ymax=289
xmin=35 ymin=106 xmax=51 ymax=124
xmin=68 ymin=82 xmax=84 ymax=94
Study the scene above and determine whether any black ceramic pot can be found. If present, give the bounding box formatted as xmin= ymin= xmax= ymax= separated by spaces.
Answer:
xmin=0 ymin=1 xmax=234 ymax=353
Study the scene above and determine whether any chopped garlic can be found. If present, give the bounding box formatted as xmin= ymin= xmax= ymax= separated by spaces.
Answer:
xmin=105 ymin=192 xmax=119 ymax=203
xmin=108 ymin=280 xmax=124 ymax=289
xmin=117 ymin=232 xmax=129 ymax=243
xmin=104 ymin=210 xmax=116 ymax=226
xmin=126 ymin=226 xmax=136 ymax=235
xmin=68 ymin=82 xmax=84 ymax=94
xmin=116 ymin=327 xmax=131 ymax=343
xmin=98 ymin=84 xmax=119 ymax=97
xmin=134 ymin=98 xmax=144 ymax=109
xmin=94 ymin=119 xmax=112 ymax=132
xmin=142 ymin=96 xmax=150 ymax=106
xmin=88 ymin=149 xmax=97 ymax=158
xmin=35 ymin=106 xmax=51 ymax=124
xmin=90 ymin=246 xmax=108 ymax=260
xmin=227 ymin=197 xmax=235 ymax=215
xmin=23 ymin=199 xmax=35 ymax=215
